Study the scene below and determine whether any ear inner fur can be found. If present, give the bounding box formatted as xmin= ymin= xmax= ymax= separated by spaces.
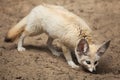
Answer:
xmin=97 ymin=40 xmax=111 ymax=56
xmin=77 ymin=38 xmax=89 ymax=55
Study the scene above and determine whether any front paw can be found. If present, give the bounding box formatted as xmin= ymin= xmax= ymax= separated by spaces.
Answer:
xmin=17 ymin=47 xmax=26 ymax=51
xmin=68 ymin=61 xmax=79 ymax=69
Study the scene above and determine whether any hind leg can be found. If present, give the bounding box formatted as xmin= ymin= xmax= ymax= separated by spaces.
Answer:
xmin=17 ymin=31 xmax=29 ymax=51
xmin=47 ymin=37 xmax=61 ymax=56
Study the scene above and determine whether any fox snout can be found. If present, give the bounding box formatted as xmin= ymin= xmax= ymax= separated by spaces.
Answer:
xmin=88 ymin=66 xmax=96 ymax=73
xmin=81 ymin=62 xmax=97 ymax=73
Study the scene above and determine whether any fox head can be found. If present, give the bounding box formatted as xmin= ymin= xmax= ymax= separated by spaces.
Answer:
xmin=75 ymin=39 xmax=111 ymax=72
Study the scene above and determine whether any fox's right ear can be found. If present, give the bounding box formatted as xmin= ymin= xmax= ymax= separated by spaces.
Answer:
xmin=76 ymin=39 xmax=89 ymax=55
xmin=97 ymin=40 xmax=111 ymax=56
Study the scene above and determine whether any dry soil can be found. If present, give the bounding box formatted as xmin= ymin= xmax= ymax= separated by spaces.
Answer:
xmin=0 ymin=0 xmax=120 ymax=80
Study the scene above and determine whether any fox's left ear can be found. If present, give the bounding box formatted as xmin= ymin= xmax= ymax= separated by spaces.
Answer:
xmin=97 ymin=40 xmax=111 ymax=56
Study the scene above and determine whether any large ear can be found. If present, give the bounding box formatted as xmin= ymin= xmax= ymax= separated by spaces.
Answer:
xmin=97 ymin=40 xmax=111 ymax=56
xmin=77 ymin=39 xmax=89 ymax=55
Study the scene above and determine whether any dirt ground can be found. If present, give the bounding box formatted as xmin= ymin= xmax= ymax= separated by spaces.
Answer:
xmin=0 ymin=0 xmax=120 ymax=80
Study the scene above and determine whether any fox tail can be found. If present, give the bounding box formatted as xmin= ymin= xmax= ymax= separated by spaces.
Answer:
xmin=4 ymin=16 xmax=27 ymax=42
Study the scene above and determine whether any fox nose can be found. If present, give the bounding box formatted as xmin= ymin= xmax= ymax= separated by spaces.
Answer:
xmin=93 ymin=69 xmax=96 ymax=72
xmin=91 ymin=69 xmax=97 ymax=74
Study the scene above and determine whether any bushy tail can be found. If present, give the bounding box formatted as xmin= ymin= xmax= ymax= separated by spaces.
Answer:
xmin=4 ymin=16 xmax=27 ymax=42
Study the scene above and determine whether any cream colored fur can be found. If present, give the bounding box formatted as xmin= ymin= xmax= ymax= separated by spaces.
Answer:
xmin=5 ymin=4 xmax=110 ymax=72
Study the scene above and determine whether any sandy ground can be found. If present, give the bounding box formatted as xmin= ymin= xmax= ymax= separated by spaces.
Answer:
xmin=0 ymin=0 xmax=120 ymax=80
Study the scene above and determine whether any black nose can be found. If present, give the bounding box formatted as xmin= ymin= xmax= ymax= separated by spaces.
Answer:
xmin=93 ymin=69 xmax=96 ymax=72
xmin=92 ymin=69 xmax=96 ymax=74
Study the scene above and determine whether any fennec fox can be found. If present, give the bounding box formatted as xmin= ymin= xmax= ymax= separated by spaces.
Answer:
xmin=4 ymin=4 xmax=111 ymax=72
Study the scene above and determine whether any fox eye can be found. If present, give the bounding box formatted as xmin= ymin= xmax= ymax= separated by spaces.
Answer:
xmin=94 ymin=61 xmax=98 ymax=65
xmin=86 ymin=61 xmax=91 ymax=64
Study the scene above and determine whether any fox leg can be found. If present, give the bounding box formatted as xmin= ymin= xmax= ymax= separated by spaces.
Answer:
xmin=17 ymin=31 xmax=29 ymax=51
xmin=47 ymin=37 xmax=61 ymax=56
xmin=61 ymin=45 xmax=79 ymax=68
